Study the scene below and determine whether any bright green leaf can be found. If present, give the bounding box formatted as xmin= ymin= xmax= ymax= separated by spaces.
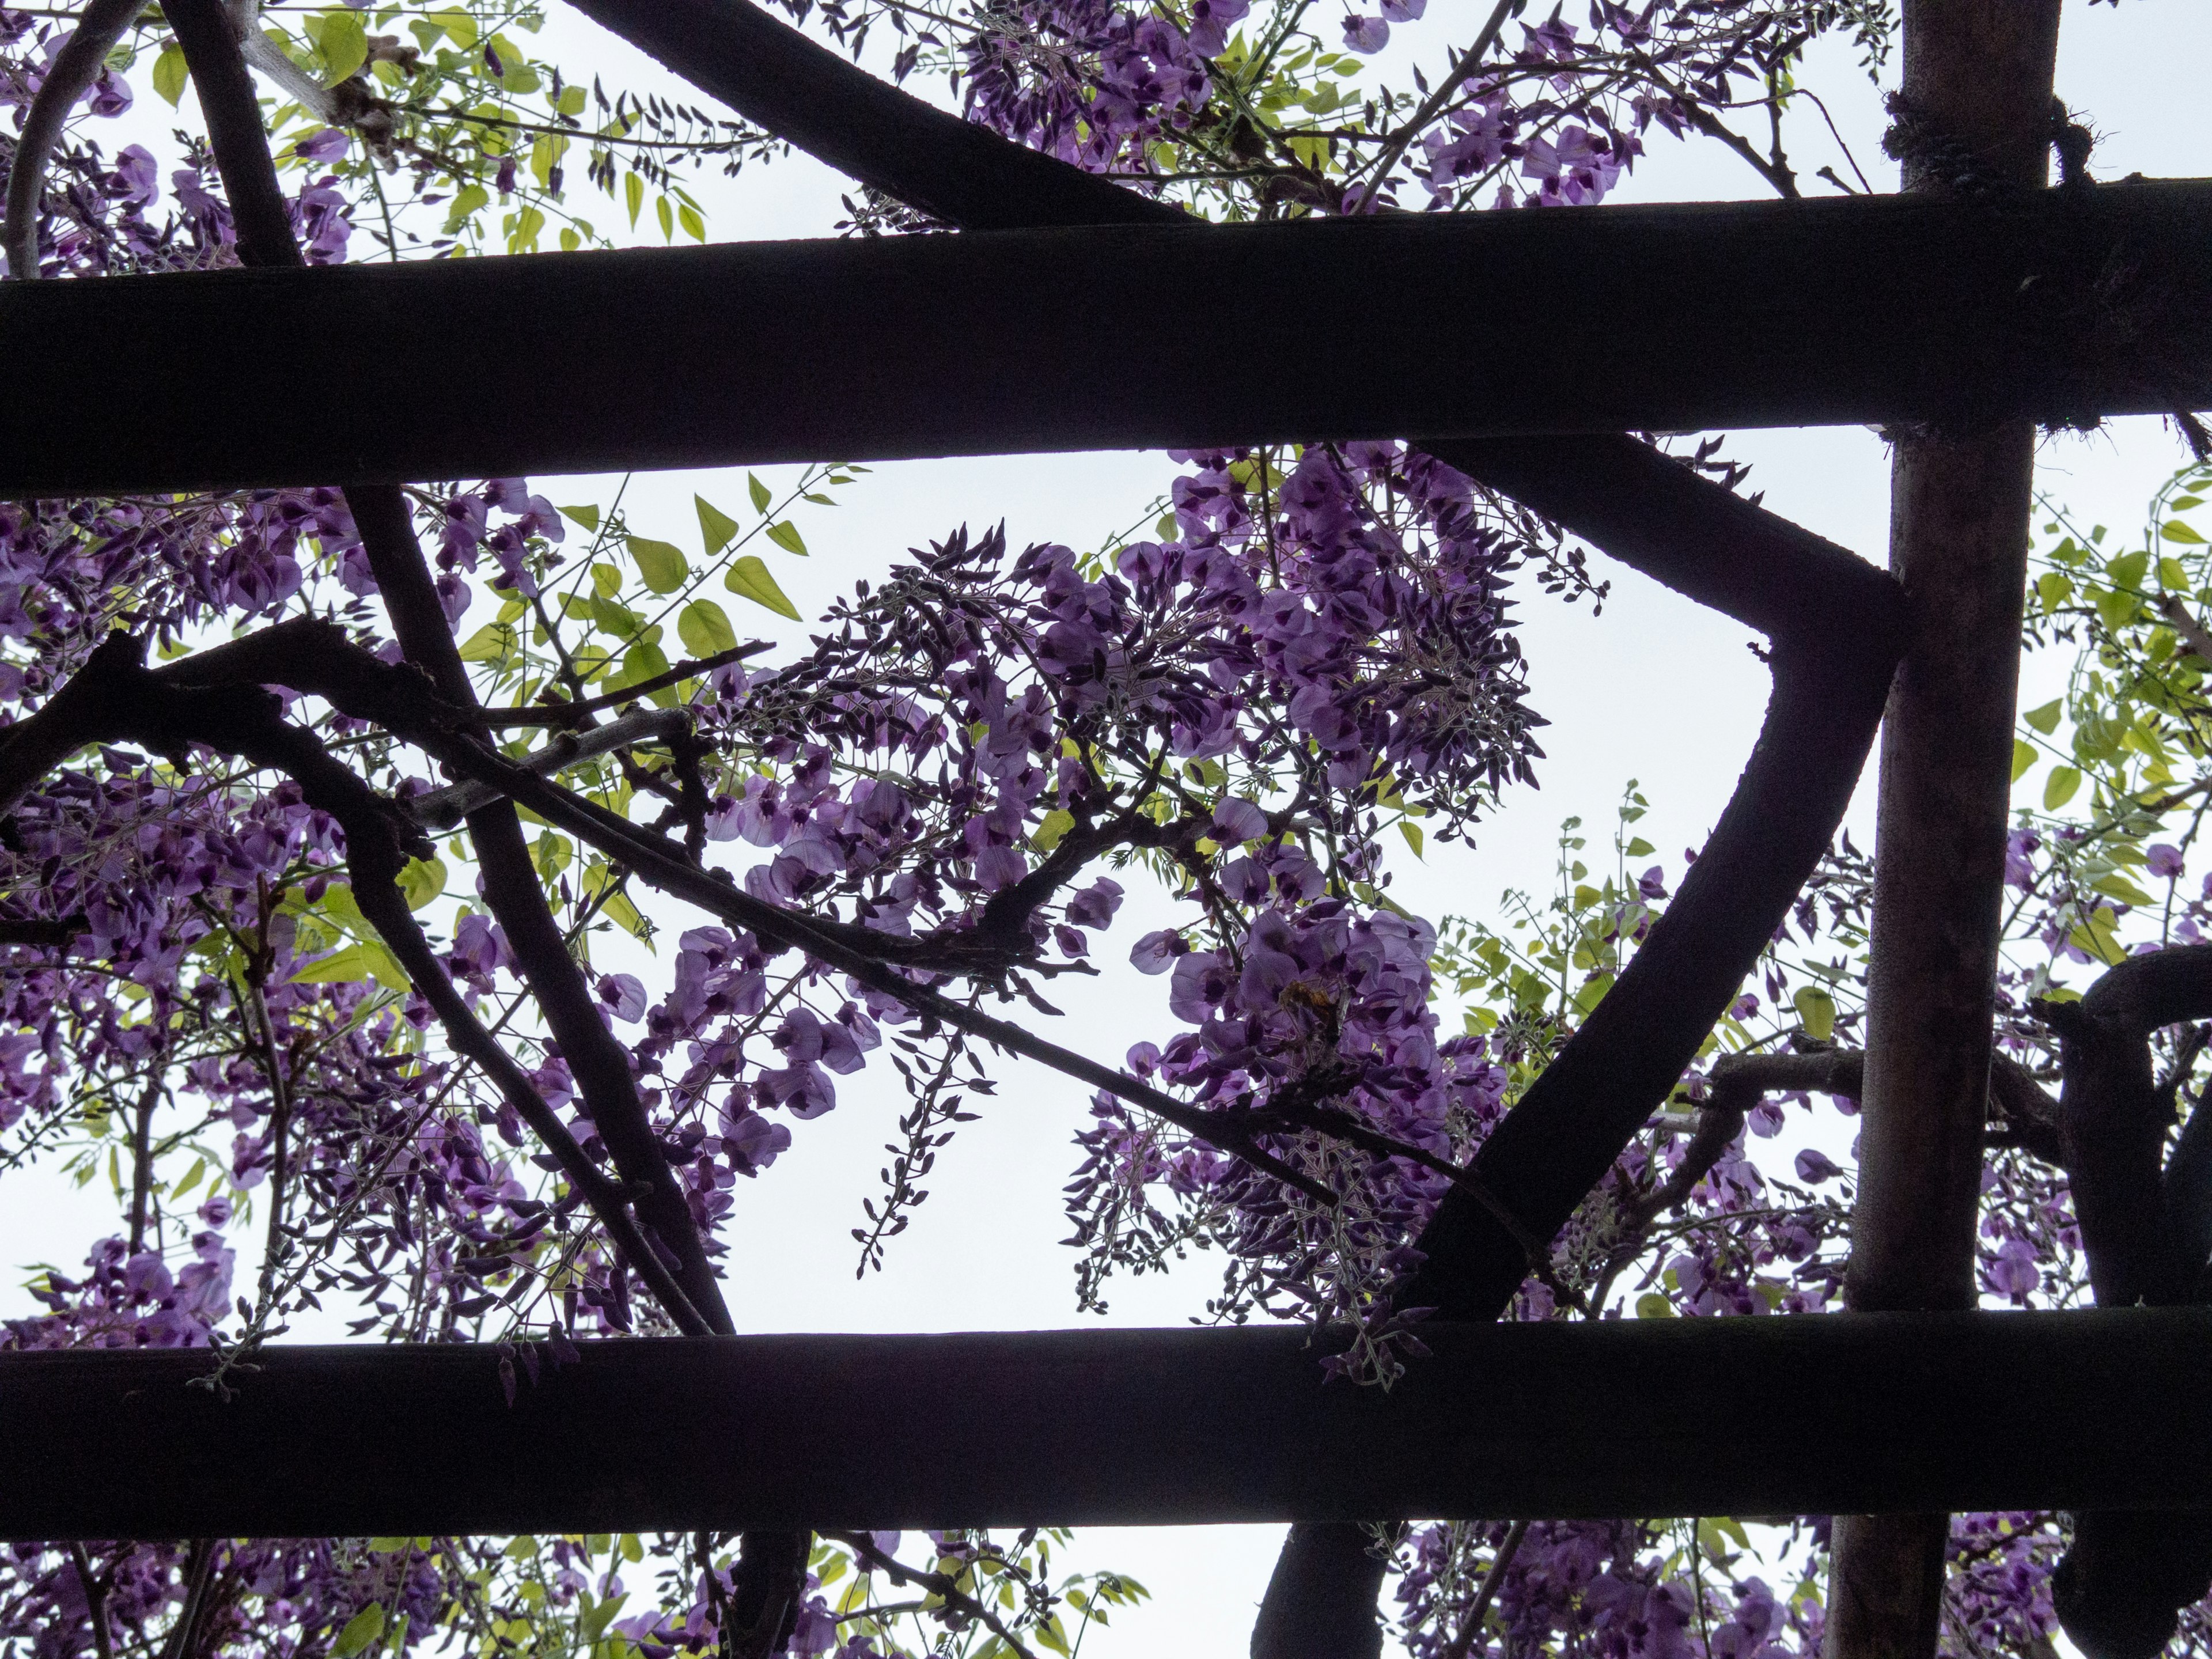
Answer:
xmin=456 ymin=622 xmax=517 ymax=664
xmin=2012 ymin=738 xmax=2036 ymax=783
xmin=2044 ymin=766 xmax=2083 ymax=810
xmin=765 ymin=520 xmax=809 ymax=556
xmin=626 ymin=535 xmax=689 ymax=594
xmin=319 ymin=9 xmax=368 ymax=80
xmin=677 ymin=201 xmax=707 ymax=242
xmin=431 ymin=6 xmax=476 ymax=46
xmin=676 ymin=599 xmax=736 ymax=660
xmin=2022 ymin=698 xmax=2063 ymax=736
xmin=153 ymin=43 xmax=188 ymax=106
xmin=1636 ymin=1292 xmax=1674 ymax=1319
xmin=1792 ymin=985 xmax=1836 ymax=1042
xmin=1399 ymin=819 xmax=1424 ymax=859
xmin=291 ymin=944 xmax=371 ymax=986
xmin=695 ymin=495 xmax=740 ymax=556
xmin=2162 ymin=520 xmax=2208 ymax=545
xmin=331 ymin=1603 xmax=387 ymax=1658
xmin=725 ymin=555 xmax=801 ymax=620
xmin=397 ymin=856 xmax=446 ymax=911
xmin=748 ymin=472 xmax=772 ymax=514
xmin=1624 ymin=837 xmax=1655 ymax=858
xmin=624 ymin=169 xmax=643 ymax=229
xmin=560 ymin=503 xmax=600 ymax=532
xmin=1032 ymin=808 xmax=1076 ymax=852
xmin=2093 ymin=873 xmax=2157 ymax=907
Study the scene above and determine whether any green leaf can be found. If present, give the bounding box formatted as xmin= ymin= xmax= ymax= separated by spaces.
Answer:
xmin=2093 ymin=873 xmax=2157 ymax=907
xmin=1792 ymin=985 xmax=1836 ymax=1042
xmin=1399 ymin=819 xmax=1424 ymax=859
xmin=319 ymin=9 xmax=368 ymax=80
xmin=397 ymin=856 xmax=446 ymax=911
xmin=677 ymin=201 xmax=707 ymax=242
xmin=2012 ymin=738 xmax=2036 ymax=783
xmin=695 ymin=496 xmax=740 ymax=556
xmin=560 ymin=503 xmax=600 ymax=532
xmin=1032 ymin=808 xmax=1076 ymax=852
xmin=2044 ymin=766 xmax=2083 ymax=810
xmin=626 ymin=535 xmax=689 ymax=595
xmin=1635 ymin=1292 xmax=1674 ymax=1319
xmin=431 ymin=6 xmax=477 ymax=46
xmin=624 ymin=170 xmax=643 ymax=229
xmin=291 ymin=944 xmax=372 ymax=986
xmin=677 ymin=599 xmax=737 ymax=660
xmin=1624 ymin=837 xmax=1655 ymax=858
xmin=153 ymin=43 xmax=188 ymax=107
xmin=765 ymin=520 xmax=809 ymax=557
xmin=748 ymin=472 xmax=772 ymax=514
xmin=456 ymin=622 xmax=517 ymax=664
xmin=331 ymin=1603 xmax=387 ymax=1658
xmin=2036 ymin=570 xmax=2073 ymax=613
xmin=443 ymin=181 xmax=488 ymax=233
xmin=725 ymin=555 xmax=801 ymax=620
xmin=2022 ymin=698 xmax=2063 ymax=736
xmin=2162 ymin=520 xmax=2208 ymax=545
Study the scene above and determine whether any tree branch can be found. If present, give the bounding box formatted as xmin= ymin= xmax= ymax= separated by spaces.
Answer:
xmin=161 ymin=0 xmax=736 ymax=1335
xmin=0 ymin=629 xmax=713 ymax=1334
xmin=1 ymin=0 xmax=139 ymax=281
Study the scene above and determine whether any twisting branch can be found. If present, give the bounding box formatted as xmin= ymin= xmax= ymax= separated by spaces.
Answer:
xmin=0 ymin=0 xmax=139 ymax=281
xmin=162 ymin=0 xmax=736 ymax=1335
xmin=0 ymin=631 xmax=711 ymax=1334
xmin=2033 ymin=944 xmax=2212 ymax=1309
xmin=2023 ymin=943 xmax=2212 ymax=1659
xmin=135 ymin=617 xmax=1337 ymax=1205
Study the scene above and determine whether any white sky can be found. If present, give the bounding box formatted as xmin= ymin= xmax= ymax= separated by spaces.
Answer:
xmin=7 ymin=1 xmax=2212 ymax=1650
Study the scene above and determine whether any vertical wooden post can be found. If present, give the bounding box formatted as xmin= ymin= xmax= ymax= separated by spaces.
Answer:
xmin=1825 ymin=4 xmax=2061 ymax=1655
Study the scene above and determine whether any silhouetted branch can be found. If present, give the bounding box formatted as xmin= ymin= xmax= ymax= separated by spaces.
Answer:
xmin=1 ymin=0 xmax=139 ymax=281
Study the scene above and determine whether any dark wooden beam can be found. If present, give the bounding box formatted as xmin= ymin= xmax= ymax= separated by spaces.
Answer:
xmin=7 ymin=1309 xmax=2212 ymax=1540
xmin=3 ymin=183 xmax=2207 ymax=497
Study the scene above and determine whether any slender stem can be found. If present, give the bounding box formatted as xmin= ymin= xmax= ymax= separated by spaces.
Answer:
xmin=825 ymin=1532 xmax=1041 ymax=1659
xmin=1354 ymin=0 xmax=1518 ymax=202
xmin=68 ymin=1542 xmax=116 ymax=1659
xmin=242 ymin=972 xmax=292 ymax=1317
xmin=1440 ymin=1518 xmax=1527 ymax=1659
xmin=160 ymin=1539 xmax=217 ymax=1659
xmin=127 ymin=1070 xmax=163 ymax=1256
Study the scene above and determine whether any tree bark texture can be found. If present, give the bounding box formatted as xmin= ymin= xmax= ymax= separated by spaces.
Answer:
xmin=1826 ymin=5 xmax=2061 ymax=1657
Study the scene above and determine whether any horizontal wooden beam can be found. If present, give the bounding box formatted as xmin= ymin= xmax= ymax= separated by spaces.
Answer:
xmin=7 ymin=1309 xmax=2212 ymax=1539
xmin=3 ymin=184 xmax=2209 ymax=497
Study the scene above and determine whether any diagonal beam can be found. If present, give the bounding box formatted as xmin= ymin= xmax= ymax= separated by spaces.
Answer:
xmin=2 ymin=183 xmax=2210 ymax=496
xmin=7 ymin=1310 xmax=2212 ymax=1540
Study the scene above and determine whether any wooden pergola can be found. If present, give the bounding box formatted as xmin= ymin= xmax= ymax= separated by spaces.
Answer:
xmin=6 ymin=0 xmax=2212 ymax=1654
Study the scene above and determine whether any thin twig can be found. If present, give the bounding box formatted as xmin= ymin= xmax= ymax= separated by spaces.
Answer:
xmin=1356 ymin=0 xmax=1519 ymax=202
xmin=1441 ymin=1518 xmax=1528 ymax=1659
xmin=68 ymin=1542 xmax=116 ymax=1659
xmin=825 ymin=1532 xmax=1042 ymax=1659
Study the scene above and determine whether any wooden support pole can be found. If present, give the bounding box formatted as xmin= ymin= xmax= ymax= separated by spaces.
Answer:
xmin=1827 ymin=6 xmax=2063 ymax=1658
xmin=7 ymin=1310 xmax=2212 ymax=1541
xmin=1 ymin=184 xmax=2209 ymax=496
